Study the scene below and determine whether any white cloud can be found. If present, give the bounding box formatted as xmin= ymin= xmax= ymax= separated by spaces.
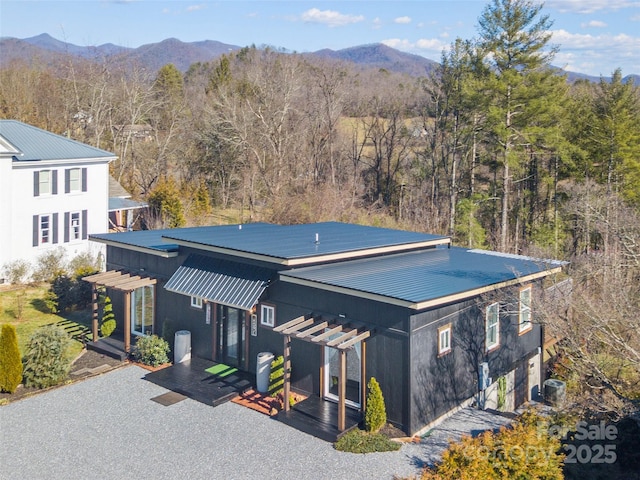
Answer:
xmin=300 ymin=8 xmax=364 ymax=27
xmin=186 ymin=4 xmax=205 ymax=12
xmin=550 ymin=29 xmax=640 ymax=75
xmin=394 ymin=16 xmax=411 ymax=24
xmin=382 ymin=37 xmax=448 ymax=55
xmin=581 ymin=20 xmax=607 ymax=28
xmin=372 ymin=17 xmax=382 ymax=29
xmin=545 ymin=0 xmax=640 ymax=14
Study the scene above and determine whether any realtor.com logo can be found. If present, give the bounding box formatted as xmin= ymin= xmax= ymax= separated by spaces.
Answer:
xmin=544 ymin=420 xmax=618 ymax=464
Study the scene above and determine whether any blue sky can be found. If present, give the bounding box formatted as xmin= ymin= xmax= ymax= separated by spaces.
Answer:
xmin=1 ymin=1 xmax=638 ymax=77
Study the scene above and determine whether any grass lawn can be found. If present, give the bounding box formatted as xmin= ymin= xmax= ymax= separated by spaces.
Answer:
xmin=0 ymin=284 xmax=90 ymax=360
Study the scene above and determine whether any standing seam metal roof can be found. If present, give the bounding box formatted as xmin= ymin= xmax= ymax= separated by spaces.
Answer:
xmin=280 ymin=246 xmax=562 ymax=305
xmin=0 ymin=120 xmax=116 ymax=162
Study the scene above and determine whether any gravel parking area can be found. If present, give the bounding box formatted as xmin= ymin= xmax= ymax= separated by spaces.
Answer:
xmin=0 ymin=365 xmax=511 ymax=480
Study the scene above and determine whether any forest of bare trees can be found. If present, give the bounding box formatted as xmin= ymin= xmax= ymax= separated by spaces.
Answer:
xmin=1 ymin=0 xmax=639 ymax=415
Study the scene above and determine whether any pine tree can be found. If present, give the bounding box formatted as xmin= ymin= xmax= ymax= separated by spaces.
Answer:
xmin=365 ymin=377 xmax=387 ymax=433
xmin=0 ymin=324 xmax=23 ymax=393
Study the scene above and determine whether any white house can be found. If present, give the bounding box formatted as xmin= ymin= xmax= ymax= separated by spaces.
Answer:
xmin=0 ymin=120 xmax=116 ymax=282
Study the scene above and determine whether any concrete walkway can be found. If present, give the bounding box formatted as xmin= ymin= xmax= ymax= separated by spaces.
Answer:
xmin=0 ymin=365 xmax=512 ymax=480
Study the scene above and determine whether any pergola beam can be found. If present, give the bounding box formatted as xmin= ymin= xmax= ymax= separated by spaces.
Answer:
xmin=338 ymin=330 xmax=371 ymax=350
xmin=295 ymin=320 xmax=328 ymax=338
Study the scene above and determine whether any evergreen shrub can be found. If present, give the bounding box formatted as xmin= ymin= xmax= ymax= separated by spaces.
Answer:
xmin=0 ymin=324 xmax=23 ymax=393
xmin=133 ymin=335 xmax=169 ymax=367
xmin=268 ymin=355 xmax=285 ymax=396
xmin=365 ymin=377 xmax=387 ymax=433
xmin=100 ymin=296 xmax=116 ymax=337
xmin=22 ymin=325 xmax=71 ymax=388
xmin=334 ymin=429 xmax=401 ymax=453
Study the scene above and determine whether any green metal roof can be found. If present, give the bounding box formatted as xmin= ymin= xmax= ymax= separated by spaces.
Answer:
xmin=0 ymin=120 xmax=116 ymax=162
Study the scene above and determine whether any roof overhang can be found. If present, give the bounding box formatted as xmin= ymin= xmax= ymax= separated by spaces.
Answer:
xmin=280 ymin=266 xmax=563 ymax=311
xmin=88 ymin=236 xmax=179 ymax=258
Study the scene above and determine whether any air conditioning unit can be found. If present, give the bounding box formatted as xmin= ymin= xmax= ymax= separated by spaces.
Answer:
xmin=544 ymin=379 xmax=566 ymax=406
xmin=478 ymin=362 xmax=491 ymax=390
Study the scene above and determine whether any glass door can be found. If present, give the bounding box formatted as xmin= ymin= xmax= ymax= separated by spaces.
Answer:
xmin=323 ymin=335 xmax=361 ymax=408
xmin=217 ymin=305 xmax=245 ymax=368
xmin=131 ymin=285 xmax=154 ymax=336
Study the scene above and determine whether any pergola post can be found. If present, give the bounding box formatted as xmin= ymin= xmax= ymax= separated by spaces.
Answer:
xmin=124 ymin=291 xmax=131 ymax=353
xmin=360 ymin=341 xmax=367 ymax=413
xmin=283 ymin=334 xmax=291 ymax=412
xmin=91 ymin=285 xmax=99 ymax=342
xmin=338 ymin=349 xmax=346 ymax=431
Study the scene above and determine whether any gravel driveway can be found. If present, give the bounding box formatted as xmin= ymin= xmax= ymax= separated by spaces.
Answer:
xmin=0 ymin=365 xmax=511 ymax=480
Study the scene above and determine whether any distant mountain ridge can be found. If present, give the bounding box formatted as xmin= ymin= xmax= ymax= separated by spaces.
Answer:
xmin=0 ymin=33 xmax=636 ymax=84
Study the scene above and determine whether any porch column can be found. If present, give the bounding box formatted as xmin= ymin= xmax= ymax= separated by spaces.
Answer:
xmin=91 ymin=285 xmax=99 ymax=342
xmin=338 ymin=349 xmax=347 ymax=431
xmin=124 ymin=291 xmax=131 ymax=353
xmin=283 ymin=334 xmax=291 ymax=412
xmin=360 ymin=341 xmax=367 ymax=413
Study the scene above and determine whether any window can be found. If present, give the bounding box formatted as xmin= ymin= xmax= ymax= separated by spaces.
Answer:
xmin=34 ymin=170 xmax=57 ymax=196
xmin=131 ymin=285 xmax=154 ymax=336
xmin=190 ymin=296 xmax=203 ymax=309
xmin=32 ymin=213 xmax=58 ymax=246
xmin=65 ymin=168 xmax=86 ymax=193
xmin=260 ymin=304 xmax=275 ymax=327
xmin=70 ymin=212 xmax=81 ymax=240
xmin=486 ymin=302 xmax=500 ymax=351
xmin=519 ymin=286 xmax=532 ymax=333
xmin=40 ymin=215 xmax=51 ymax=244
xmin=438 ymin=323 xmax=452 ymax=356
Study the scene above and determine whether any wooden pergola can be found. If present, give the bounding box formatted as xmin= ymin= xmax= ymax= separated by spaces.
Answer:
xmin=273 ymin=315 xmax=371 ymax=432
xmin=82 ymin=270 xmax=157 ymax=353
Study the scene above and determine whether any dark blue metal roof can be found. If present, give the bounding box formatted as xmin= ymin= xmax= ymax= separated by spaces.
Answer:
xmin=280 ymin=246 xmax=564 ymax=308
xmin=164 ymin=254 xmax=272 ymax=310
xmin=161 ymin=222 xmax=449 ymax=261
xmin=90 ymin=228 xmax=184 ymax=254
xmin=0 ymin=120 xmax=116 ymax=162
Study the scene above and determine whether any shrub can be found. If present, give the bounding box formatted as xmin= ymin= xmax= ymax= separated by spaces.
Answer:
xmin=365 ymin=377 xmax=387 ymax=433
xmin=100 ymin=296 xmax=116 ymax=337
xmin=419 ymin=410 xmax=564 ymax=480
xmin=133 ymin=335 xmax=169 ymax=367
xmin=269 ymin=355 xmax=285 ymax=396
xmin=334 ymin=429 xmax=401 ymax=453
xmin=2 ymin=260 xmax=30 ymax=285
xmin=22 ymin=325 xmax=71 ymax=389
xmin=32 ymin=248 xmax=66 ymax=283
xmin=0 ymin=324 xmax=23 ymax=393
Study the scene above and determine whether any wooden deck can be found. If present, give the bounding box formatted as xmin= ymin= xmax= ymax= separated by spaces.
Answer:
xmin=86 ymin=337 xmax=128 ymax=361
xmin=274 ymin=395 xmax=362 ymax=442
xmin=144 ymin=357 xmax=254 ymax=407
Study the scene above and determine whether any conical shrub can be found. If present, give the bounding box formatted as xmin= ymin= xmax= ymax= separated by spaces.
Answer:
xmin=0 ymin=324 xmax=23 ymax=393
xmin=365 ymin=377 xmax=387 ymax=433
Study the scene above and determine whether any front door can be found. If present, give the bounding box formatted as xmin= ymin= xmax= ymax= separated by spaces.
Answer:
xmin=323 ymin=340 xmax=362 ymax=408
xmin=217 ymin=305 xmax=245 ymax=368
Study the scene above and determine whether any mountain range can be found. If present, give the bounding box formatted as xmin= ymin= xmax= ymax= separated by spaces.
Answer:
xmin=1 ymin=33 xmax=636 ymax=84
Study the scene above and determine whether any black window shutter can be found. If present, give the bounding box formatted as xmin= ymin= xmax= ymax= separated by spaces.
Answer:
xmin=82 ymin=210 xmax=88 ymax=240
xmin=32 ymin=215 xmax=39 ymax=246
xmin=34 ymin=171 xmax=40 ymax=197
xmin=52 ymin=213 xmax=59 ymax=244
xmin=64 ymin=212 xmax=70 ymax=243
xmin=81 ymin=168 xmax=87 ymax=192
xmin=52 ymin=170 xmax=58 ymax=195
xmin=65 ymin=169 xmax=70 ymax=193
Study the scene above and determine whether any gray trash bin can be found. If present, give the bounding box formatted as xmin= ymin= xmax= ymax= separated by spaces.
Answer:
xmin=256 ymin=352 xmax=274 ymax=393
xmin=174 ymin=330 xmax=191 ymax=364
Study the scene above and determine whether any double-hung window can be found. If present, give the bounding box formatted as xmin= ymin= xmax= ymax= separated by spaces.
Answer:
xmin=70 ymin=212 xmax=81 ymax=240
xmin=519 ymin=286 xmax=532 ymax=333
xmin=39 ymin=214 xmax=51 ymax=244
xmin=438 ymin=323 xmax=452 ymax=356
xmin=486 ymin=302 xmax=500 ymax=351
xmin=65 ymin=167 xmax=87 ymax=193
xmin=34 ymin=170 xmax=57 ymax=196
xmin=33 ymin=213 xmax=58 ymax=246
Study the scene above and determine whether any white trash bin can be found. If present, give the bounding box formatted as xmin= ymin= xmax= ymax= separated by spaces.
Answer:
xmin=174 ymin=330 xmax=191 ymax=364
xmin=256 ymin=352 xmax=274 ymax=393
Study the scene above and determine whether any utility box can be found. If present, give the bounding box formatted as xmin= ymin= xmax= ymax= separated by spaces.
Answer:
xmin=174 ymin=330 xmax=191 ymax=364
xmin=256 ymin=352 xmax=274 ymax=393
xmin=544 ymin=379 xmax=566 ymax=406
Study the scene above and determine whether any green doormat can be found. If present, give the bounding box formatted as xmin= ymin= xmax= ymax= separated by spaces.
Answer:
xmin=205 ymin=364 xmax=238 ymax=377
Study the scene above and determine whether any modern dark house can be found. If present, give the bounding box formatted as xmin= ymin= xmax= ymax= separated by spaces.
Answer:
xmin=85 ymin=222 xmax=563 ymax=437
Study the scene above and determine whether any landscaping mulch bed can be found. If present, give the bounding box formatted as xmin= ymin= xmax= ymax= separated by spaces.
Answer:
xmin=0 ymin=349 xmax=126 ymax=405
